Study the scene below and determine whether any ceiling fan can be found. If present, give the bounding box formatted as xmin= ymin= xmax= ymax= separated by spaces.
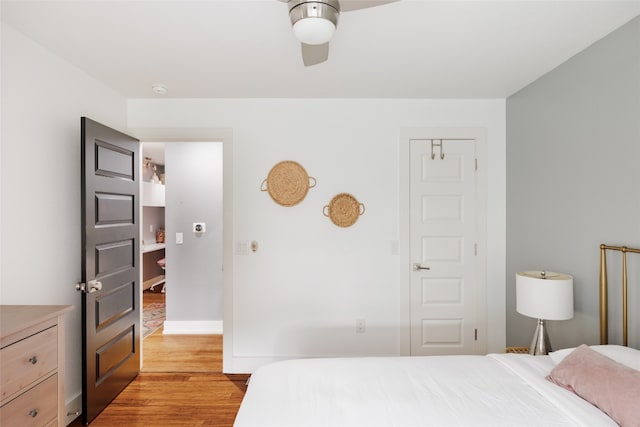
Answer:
xmin=278 ymin=0 xmax=399 ymax=66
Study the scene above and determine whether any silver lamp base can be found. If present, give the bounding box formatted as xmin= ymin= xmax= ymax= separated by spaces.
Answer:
xmin=529 ymin=318 xmax=552 ymax=355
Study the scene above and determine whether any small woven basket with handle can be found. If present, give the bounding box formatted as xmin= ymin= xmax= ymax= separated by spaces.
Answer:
xmin=323 ymin=193 xmax=365 ymax=227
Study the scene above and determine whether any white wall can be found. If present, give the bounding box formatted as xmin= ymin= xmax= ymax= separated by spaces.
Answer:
xmin=128 ymin=98 xmax=506 ymax=372
xmin=1 ymin=17 xmax=507 ymax=391
xmin=1 ymin=24 xmax=127 ymax=418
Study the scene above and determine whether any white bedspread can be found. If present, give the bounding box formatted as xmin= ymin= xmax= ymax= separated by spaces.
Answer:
xmin=234 ymin=354 xmax=616 ymax=427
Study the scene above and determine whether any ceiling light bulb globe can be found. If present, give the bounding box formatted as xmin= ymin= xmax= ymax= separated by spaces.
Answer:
xmin=293 ymin=17 xmax=336 ymax=45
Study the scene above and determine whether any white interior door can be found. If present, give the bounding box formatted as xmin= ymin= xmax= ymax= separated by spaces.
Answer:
xmin=409 ymin=138 xmax=483 ymax=355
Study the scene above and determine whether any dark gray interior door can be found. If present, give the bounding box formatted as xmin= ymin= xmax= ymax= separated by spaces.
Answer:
xmin=81 ymin=117 xmax=140 ymax=424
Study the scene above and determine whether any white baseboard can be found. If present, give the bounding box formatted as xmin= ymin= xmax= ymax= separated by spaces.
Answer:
xmin=65 ymin=392 xmax=82 ymax=425
xmin=163 ymin=320 xmax=223 ymax=334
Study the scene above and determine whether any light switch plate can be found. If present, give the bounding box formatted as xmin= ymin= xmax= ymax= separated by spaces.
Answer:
xmin=235 ymin=241 xmax=250 ymax=255
xmin=176 ymin=232 xmax=184 ymax=244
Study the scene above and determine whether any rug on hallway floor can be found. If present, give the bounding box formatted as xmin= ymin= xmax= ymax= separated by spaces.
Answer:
xmin=143 ymin=303 xmax=165 ymax=339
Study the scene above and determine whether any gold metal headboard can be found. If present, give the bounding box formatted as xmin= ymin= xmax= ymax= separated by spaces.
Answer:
xmin=599 ymin=244 xmax=640 ymax=346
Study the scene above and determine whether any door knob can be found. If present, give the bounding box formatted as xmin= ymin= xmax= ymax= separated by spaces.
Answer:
xmin=88 ymin=280 xmax=103 ymax=293
xmin=76 ymin=280 xmax=103 ymax=293
xmin=412 ymin=263 xmax=430 ymax=271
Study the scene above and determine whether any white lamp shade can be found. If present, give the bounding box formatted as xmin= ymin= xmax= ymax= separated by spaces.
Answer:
xmin=516 ymin=271 xmax=574 ymax=320
xmin=293 ymin=18 xmax=336 ymax=45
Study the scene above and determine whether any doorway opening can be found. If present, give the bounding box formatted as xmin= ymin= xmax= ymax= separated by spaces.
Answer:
xmin=130 ymin=128 xmax=233 ymax=373
xmin=141 ymin=141 xmax=223 ymax=372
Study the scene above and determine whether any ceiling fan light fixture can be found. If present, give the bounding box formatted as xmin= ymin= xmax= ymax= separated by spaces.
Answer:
xmin=293 ymin=18 xmax=336 ymax=45
xmin=289 ymin=1 xmax=340 ymax=45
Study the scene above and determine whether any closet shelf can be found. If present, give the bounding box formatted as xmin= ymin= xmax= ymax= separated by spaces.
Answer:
xmin=142 ymin=181 xmax=165 ymax=207
xmin=142 ymin=243 xmax=165 ymax=253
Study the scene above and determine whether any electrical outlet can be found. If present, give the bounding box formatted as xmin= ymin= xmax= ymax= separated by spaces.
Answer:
xmin=356 ymin=318 xmax=366 ymax=334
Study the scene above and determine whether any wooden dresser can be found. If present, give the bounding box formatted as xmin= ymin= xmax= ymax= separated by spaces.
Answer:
xmin=1 ymin=305 xmax=72 ymax=427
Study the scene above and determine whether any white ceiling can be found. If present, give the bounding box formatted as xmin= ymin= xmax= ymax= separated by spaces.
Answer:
xmin=2 ymin=1 xmax=640 ymax=99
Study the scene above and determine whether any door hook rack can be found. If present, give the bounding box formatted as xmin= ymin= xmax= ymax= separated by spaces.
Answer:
xmin=430 ymin=139 xmax=445 ymax=160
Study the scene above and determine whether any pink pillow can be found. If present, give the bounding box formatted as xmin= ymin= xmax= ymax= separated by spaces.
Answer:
xmin=546 ymin=344 xmax=640 ymax=427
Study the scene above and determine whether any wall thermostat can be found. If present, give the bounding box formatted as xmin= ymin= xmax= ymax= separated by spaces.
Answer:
xmin=193 ymin=222 xmax=206 ymax=233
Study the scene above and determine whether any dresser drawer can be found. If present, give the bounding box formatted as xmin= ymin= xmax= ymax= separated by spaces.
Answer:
xmin=0 ymin=326 xmax=57 ymax=402
xmin=0 ymin=373 xmax=57 ymax=427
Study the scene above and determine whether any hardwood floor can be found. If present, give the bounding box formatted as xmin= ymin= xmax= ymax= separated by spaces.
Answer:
xmin=143 ymin=328 xmax=222 ymax=372
xmin=69 ymin=372 xmax=248 ymax=426
xmin=70 ymin=289 xmax=249 ymax=426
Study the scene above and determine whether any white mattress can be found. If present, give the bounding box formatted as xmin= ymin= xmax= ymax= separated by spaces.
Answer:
xmin=234 ymin=353 xmax=616 ymax=427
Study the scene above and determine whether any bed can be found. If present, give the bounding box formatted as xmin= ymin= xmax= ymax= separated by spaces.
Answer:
xmin=234 ymin=245 xmax=640 ymax=427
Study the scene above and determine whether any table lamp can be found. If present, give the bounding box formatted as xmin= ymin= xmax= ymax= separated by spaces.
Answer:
xmin=516 ymin=271 xmax=573 ymax=355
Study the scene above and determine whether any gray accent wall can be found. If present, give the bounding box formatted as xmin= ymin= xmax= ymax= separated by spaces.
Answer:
xmin=165 ymin=142 xmax=224 ymax=323
xmin=506 ymin=17 xmax=640 ymax=349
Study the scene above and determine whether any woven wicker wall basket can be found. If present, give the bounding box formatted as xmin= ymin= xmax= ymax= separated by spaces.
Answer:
xmin=323 ymin=193 xmax=365 ymax=227
xmin=261 ymin=161 xmax=317 ymax=207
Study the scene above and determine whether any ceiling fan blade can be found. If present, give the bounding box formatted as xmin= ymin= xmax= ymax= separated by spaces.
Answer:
xmin=340 ymin=0 xmax=399 ymax=12
xmin=301 ymin=43 xmax=329 ymax=67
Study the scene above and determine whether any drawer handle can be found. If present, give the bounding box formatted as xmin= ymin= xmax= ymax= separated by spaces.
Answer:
xmin=28 ymin=356 xmax=38 ymax=365
xmin=28 ymin=409 xmax=39 ymax=418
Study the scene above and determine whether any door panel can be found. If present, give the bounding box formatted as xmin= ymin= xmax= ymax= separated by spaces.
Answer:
xmin=95 ymin=193 xmax=134 ymax=225
xmin=81 ymin=117 xmax=140 ymax=424
xmin=410 ymin=139 xmax=478 ymax=355
xmin=95 ymin=283 xmax=135 ymax=329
